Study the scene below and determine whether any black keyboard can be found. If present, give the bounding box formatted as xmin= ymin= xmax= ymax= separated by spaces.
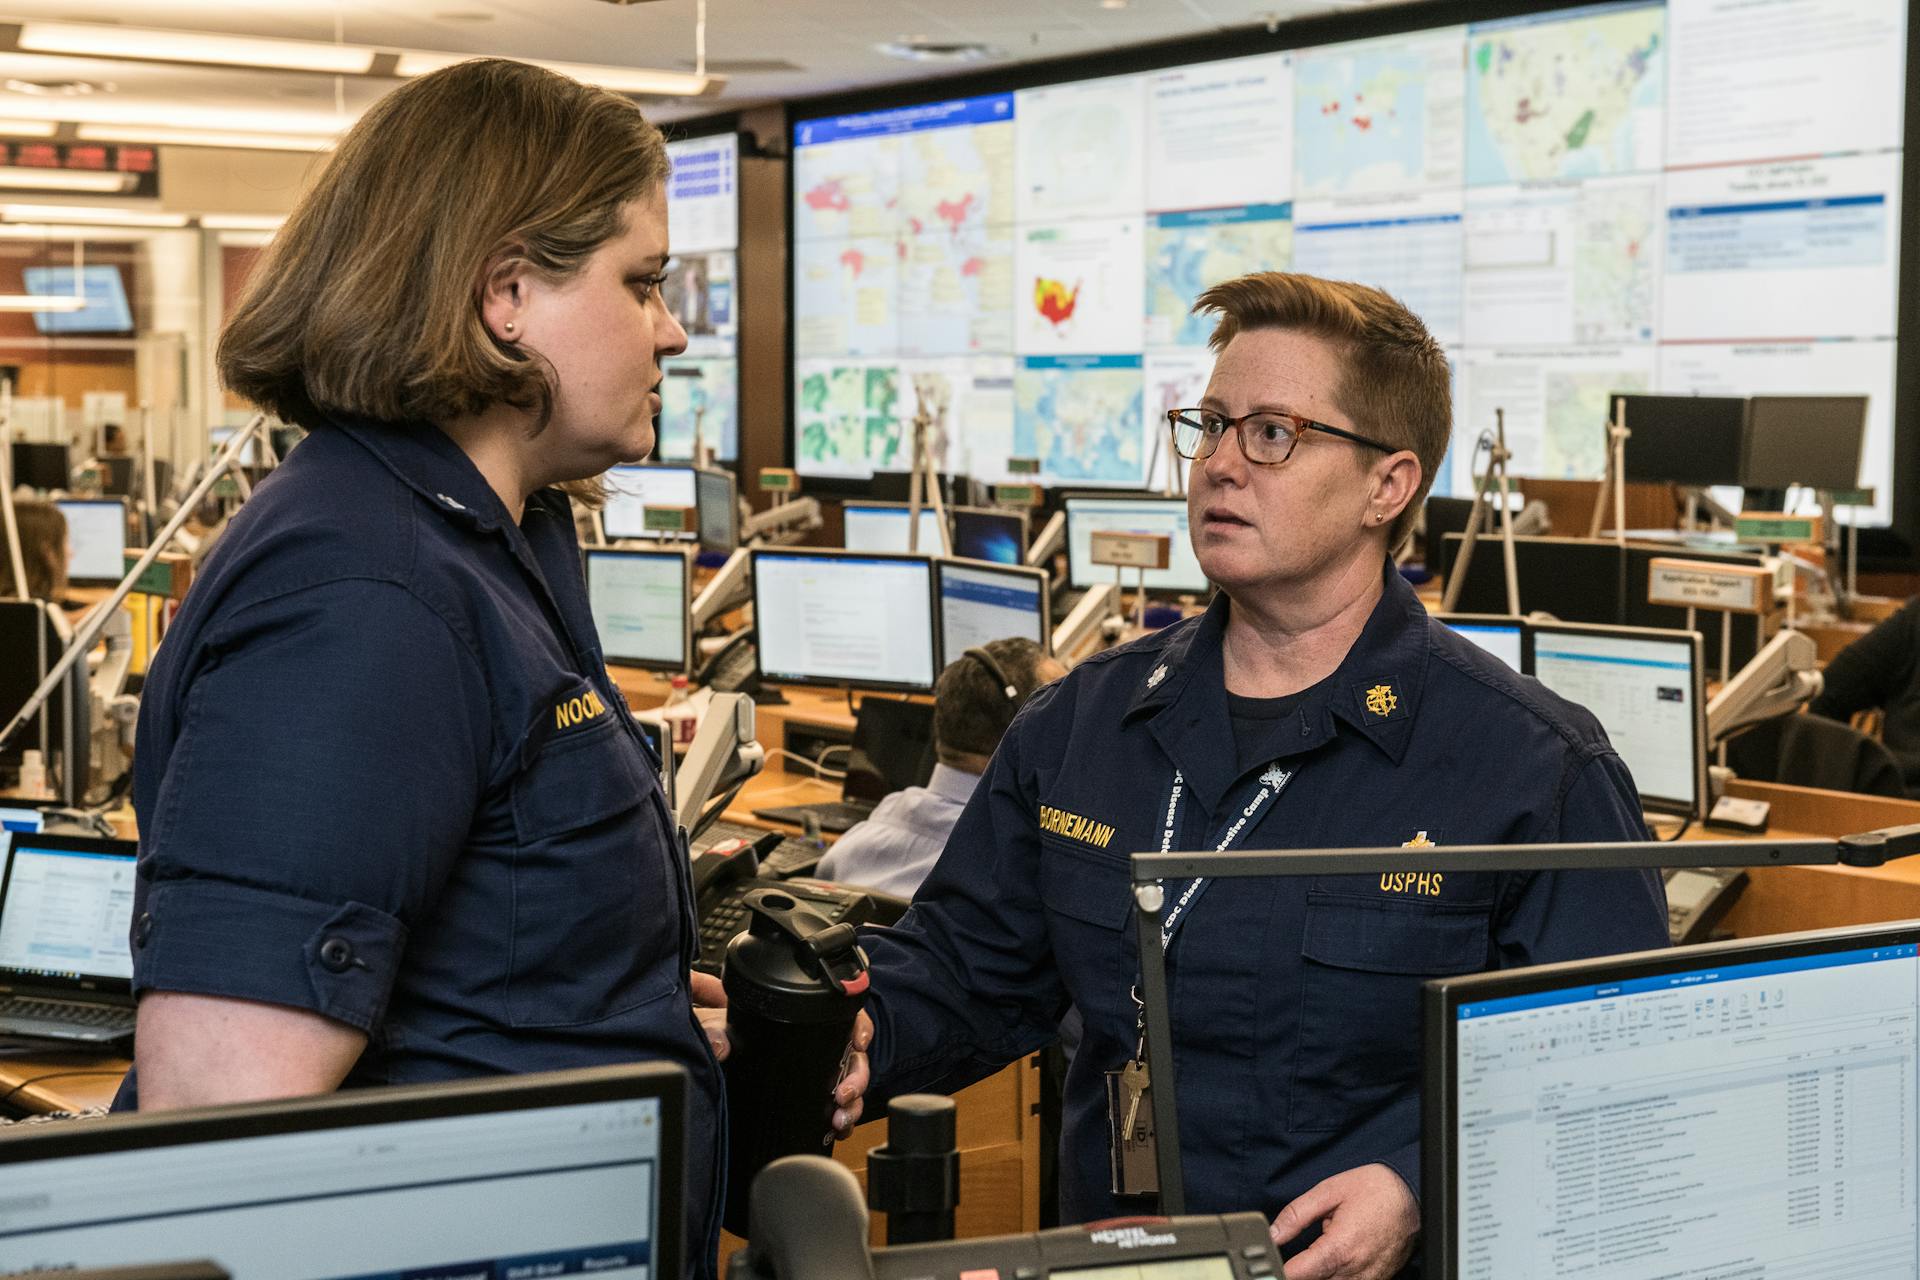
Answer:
xmin=0 ymin=995 xmax=134 ymax=1033
xmin=751 ymin=801 xmax=875 ymax=835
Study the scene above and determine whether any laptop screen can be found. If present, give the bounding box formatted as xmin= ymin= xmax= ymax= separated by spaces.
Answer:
xmin=0 ymin=836 xmax=137 ymax=988
xmin=0 ymin=1063 xmax=685 ymax=1280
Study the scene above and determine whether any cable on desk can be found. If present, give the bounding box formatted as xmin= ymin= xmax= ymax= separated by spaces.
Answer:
xmin=764 ymin=746 xmax=849 ymax=780
xmin=1659 ymin=817 xmax=1695 ymax=843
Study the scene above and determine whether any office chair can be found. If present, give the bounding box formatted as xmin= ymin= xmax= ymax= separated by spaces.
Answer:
xmin=1725 ymin=711 xmax=1906 ymax=799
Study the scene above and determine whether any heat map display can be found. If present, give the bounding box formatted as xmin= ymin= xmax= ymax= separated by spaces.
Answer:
xmin=791 ymin=0 xmax=1909 ymax=522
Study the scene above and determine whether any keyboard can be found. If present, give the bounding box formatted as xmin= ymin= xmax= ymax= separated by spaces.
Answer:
xmin=751 ymin=800 xmax=875 ymax=835
xmin=0 ymin=994 xmax=135 ymax=1045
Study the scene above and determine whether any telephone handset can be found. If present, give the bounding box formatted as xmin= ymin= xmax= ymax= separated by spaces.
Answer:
xmin=696 ymin=630 xmax=758 ymax=694
xmin=1663 ymin=867 xmax=1748 ymax=946
xmin=692 ymin=836 xmax=909 ymax=976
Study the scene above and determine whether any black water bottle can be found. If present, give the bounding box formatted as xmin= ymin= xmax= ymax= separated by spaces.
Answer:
xmin=721 ymin=887 xmax=871 ymax=1238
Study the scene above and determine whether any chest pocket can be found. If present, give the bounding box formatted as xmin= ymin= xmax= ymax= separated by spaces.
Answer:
xmin=506 ymin=700 xmax=678 ymax=1028
xmin=1289 ymin=893 xmax=1491 ymax=1132
xmin=1038 ymin=837 xmax=1134 ymax=932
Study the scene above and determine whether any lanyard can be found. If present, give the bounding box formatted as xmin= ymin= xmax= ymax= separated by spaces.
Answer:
xmin=1154 ymin=763 xmax=1297 ymax=951
xmin=1129 ymin=762 xmax=1297 ymax=1049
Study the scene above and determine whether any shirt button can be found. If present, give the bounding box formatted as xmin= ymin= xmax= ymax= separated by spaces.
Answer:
xmin=319 ymin=937 xmax=355 ymax=973
xmin=133 ymin=912 xmax=153 ymax=948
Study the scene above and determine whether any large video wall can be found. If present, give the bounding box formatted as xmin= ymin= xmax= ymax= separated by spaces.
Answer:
xmin=661 ymin=131 xmax=740 ymax=462
xmin=790 ymin=0 xmax=1909 ymax=524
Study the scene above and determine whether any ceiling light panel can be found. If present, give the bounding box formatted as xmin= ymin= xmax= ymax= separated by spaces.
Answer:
xmin=75 ymin=123 xmax=338 ymax=153
xmin=17 ymin=21 xmax=380 ymax=75
xmin=0 ymin=166 xmax=136 ymax=193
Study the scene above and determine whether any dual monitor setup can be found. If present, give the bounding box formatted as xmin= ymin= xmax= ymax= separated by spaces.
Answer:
xmin=1615 ymin=392 xmax=1870 ymax=499
xmin=1435 ymin=614 xmax=1705 ymax=819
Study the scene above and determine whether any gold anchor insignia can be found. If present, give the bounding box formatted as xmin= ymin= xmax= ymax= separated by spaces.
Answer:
xmin=1364 ymin=683 xmax=1398 ymax=718
xmin=1403 ymin=831 xmax=1434 ymax=848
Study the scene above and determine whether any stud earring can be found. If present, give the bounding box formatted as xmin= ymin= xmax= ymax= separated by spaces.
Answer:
xmin=503 ymin=321 xmax=517 ymax=335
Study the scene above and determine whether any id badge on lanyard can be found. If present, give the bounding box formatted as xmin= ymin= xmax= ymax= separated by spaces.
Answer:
xmin=1108 ymin=761 xmax=1297 ymax=1197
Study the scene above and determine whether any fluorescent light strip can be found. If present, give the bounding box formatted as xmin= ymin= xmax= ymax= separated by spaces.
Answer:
xmin=393 ymin=51 xmax=716 ymax=97
xmin=199 ymin=214 xmax=286 ymax=231
xmin=0 ymin=120 xmax=59 ymax=138
xmin=0 ymin=166 xmax=136 ymax=193
xmin=75 ymin=124 xmax=337 ymax=153
xmin=18 ymin=21 xmax=378 ymax=75
xmin=0 ymin=295 xmax=86 ymax=312
xmin=0 ymin=203 xmax=189 ymax=227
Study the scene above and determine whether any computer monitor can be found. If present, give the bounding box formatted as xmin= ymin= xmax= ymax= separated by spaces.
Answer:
xmin=23 ymin=265 xmax=133 ymax=335
xmin=97 ymin=456 xmax=135 ymax=498
xmin=1431 ymin=613 xmax=1523 ymax=672
xmin=604 ymin=464 xmax=699 ymax=541
xmin=1063 ymin=494 xmax=1211 ymax=595
xmin=842 ymin=697 xmax=937 ymax=807
xmin=694 ymin=468 xmax=738 ymax=552
xmin=54 ymin=498 xmax=127 ymax=586
xmin=842 ymin=502 xmax=946 ymax=555
xmin=584 ymin=547 xmax=692 ymax=673
xmin=1424 ymin=921 xmax=1920 ymax=1280
xmin=937 ymin=559 xmax=1050 ymax=663
xmin=0 ymin=601 xmax=88 ymax=794
xmin=1528 ymin=621 xmax=1705 ymax=818
xmin=206 ymin=426 xmax=259 ymax=467
xmin=950 ymin=506 xmax=1030 ymax=566
xmin=751 ymin=549 xmax=937 ymax=693
xmin=1741 ymin=395 xmax=1868 ymax=492
xmin=0 ymin=833 xmax=136 ymax=987
xmin=11 ymin=441 xmax=70 ymax=491
xmin=1613 ymin=393 xmax=1747 ymax=487
xmin=0 ymin=1062 xmax=687 ymax=1280
xmin=0 ymin=804 xmax=45 ymax=835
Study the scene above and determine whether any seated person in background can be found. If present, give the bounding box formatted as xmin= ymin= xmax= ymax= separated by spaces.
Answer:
xmin=1809 ymin=594 xmax=1920 ymax=797
xmin=13 ymin=499 xmax=69 ymax=605
xmin=817 ymin=636 xmax=1065 ymax=897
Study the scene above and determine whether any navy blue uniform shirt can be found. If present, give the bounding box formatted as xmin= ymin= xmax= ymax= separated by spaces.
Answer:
xmin=863 ymin=565 xmax=1668 ymax=1247
xmin=116 ymin=416 xmax=723 ymax=1275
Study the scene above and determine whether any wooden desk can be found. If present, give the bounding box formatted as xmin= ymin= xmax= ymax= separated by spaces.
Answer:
xmin=719 ymin=1054 xmax=1044 ymax=1263
xmin=1673 ymin=780 xmax=1920 ymax=939
xmin=0 ymin=1051 xmax=128 ymax=1116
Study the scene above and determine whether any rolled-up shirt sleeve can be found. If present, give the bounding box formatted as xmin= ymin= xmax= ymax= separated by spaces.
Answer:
xmin=132 ymin=578 xmax=492 ymax=1032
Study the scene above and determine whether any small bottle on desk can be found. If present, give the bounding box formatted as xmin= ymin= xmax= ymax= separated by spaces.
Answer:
xmin=661 ymin=675 xmax=701 ymax=748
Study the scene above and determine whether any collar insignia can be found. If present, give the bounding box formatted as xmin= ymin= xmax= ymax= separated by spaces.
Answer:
xmin=1147 ymin=664 xmax=1168 ymax=690
xmin=1362 ymin=682 xmax=1399 ymax=720
xmin=1259 ymin=765 xmax=1292 ymax=792
xmin=436 ymin=492 xmax=467 ymax=511
xmin=1403 ymin=831 xmax=1435 ymax=848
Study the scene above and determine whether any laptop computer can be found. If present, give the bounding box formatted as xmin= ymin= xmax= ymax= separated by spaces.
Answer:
xmin=0 ymin=832 xmax=137 ymax=1047
xmin=754 ymin=697 xmax=937 ymax=834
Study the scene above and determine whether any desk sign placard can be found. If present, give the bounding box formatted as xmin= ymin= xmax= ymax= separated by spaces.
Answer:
xmin=993 ymin=483 xmax=1044 ymax=506
xmin=1090 ymin=530 xmax=1172 ymax=571
xmin=1006 ymin=456 xmax=1042 ymax=476
xmin=1733 ymin=512 xmax=1823 ymax=545
xmin=759 ymin=467 xmax=799 ymax=493
xmin=1648 ymin=558 xmax=1773 ymax=615
xmin=642 ymin=505 xmax=696 ymax=533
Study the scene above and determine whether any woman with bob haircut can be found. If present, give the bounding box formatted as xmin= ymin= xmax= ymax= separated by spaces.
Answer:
xmin=116 ymin=59 xmax=733 ymax=1274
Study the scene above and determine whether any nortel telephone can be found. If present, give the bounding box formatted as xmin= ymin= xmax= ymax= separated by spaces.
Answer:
xmin=693 ymin=837 xmax=909 ymax=975
xmin=1663 ymin=866 xmax=1748 ymax=945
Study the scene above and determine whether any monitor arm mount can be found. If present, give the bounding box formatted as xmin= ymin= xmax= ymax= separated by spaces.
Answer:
xmin=0 ymin=414 xmax=270 ymax=765
xmin=1706 ymin=628 xmax=1823 ymax=747
xmin=1128 ymin=824 xmax=1920 ymax=1213
xmin=743 ymin=496 xmax=823 ymax=546
xmin=672 ymin=690 xmax=764 ymax=841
